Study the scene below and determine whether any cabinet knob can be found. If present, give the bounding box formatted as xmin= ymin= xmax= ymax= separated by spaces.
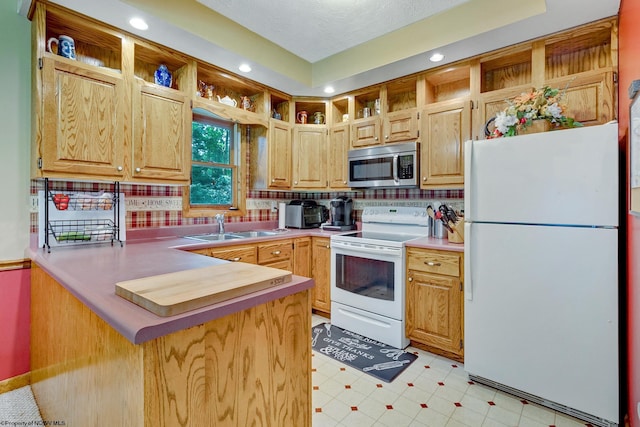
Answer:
xmin=408 ymin=277 xmax=413 ymax=282
xmin=231 ymin=257 xmax=241 ymax=262
xmin=272 ymin=250 xmax=281 ymax=255
xmin=385 ymin=135 xmax=389 ymax=140
xmin=325 ymin=245 xmax=330 ymax=249
xmin=425 ymin=261 xmax=441 ymax=267
xmin=135 ymin=167 xmax=141 ymax=173
xmin=294 ymin=181 xmax=298 ymax=185
xmin=117 ymin=166 xmax=123 ymax=171
xmin=271 ymin=178 xmax=275 ymax=183
xmin=374 ymin=136 xmax=379 ymax=141
xmin=422 ymin=177 xmax=427 ymax=181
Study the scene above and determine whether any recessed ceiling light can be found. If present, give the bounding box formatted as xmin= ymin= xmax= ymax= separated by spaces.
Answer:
xmin=429 ymin=52 xmax=444 ymax=62
xmin=129 ymin=17 xmax=148 ymax=31
xmin=324 ymin=86 xmax=335 ymax=94
xmin=239 ymin=64 xmax=252 ymax=73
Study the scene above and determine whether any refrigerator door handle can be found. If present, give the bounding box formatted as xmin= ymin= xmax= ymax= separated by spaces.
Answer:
xmin=464 ymin=140 xmax=473 ymax=220
xmin=464 ymin=222 xmax=472 ymax=301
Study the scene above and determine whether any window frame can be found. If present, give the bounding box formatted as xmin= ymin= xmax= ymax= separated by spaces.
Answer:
xmin=182 ymin=112 xmax=247 ymax=218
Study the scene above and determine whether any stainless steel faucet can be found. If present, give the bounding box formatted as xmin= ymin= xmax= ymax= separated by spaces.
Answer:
xmin=215 ymin=213 xmax=225 ymax=234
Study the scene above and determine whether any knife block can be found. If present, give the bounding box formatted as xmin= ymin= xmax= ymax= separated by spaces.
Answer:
xmin=447 ymin=219 xmax=464 ymax=243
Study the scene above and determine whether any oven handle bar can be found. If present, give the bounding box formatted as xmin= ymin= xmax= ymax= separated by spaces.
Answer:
xmin=331 ymin=241 xmax=403 ymax=258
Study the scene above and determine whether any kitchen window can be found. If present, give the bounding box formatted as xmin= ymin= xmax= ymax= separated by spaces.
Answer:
xmin=183 ymin=111 xmax=246 ymax=217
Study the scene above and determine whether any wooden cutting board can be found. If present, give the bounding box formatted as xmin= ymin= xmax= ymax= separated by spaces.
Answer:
xmin=115 ymin=262 xmax=292 ymax=317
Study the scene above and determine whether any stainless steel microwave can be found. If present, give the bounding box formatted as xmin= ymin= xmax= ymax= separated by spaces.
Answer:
xmin=347 ymin=141 xmax=419 ymax=188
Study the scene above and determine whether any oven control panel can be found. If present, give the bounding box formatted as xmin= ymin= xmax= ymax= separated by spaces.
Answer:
xmin=361 ymin=206 xmax=429 ymax=226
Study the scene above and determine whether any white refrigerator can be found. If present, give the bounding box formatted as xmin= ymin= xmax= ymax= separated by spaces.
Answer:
xmin=463 ymin=123 xmax=619 ymax=426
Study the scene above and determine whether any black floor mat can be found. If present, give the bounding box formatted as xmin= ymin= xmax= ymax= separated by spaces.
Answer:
xmin=311 ymin=322 xmax=417 ymax=383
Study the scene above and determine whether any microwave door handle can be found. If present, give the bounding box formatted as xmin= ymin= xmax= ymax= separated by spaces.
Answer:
xmin=393 ymin=154 xmax=399 ymax=183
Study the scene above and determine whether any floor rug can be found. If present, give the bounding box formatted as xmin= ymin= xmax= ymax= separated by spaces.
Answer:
xmin=311 ymin=322 xmax=417 ymax=383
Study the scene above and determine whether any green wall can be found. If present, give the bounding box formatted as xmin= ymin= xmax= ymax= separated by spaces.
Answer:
xmin=0 ymin=2 xmax=31 ymax=261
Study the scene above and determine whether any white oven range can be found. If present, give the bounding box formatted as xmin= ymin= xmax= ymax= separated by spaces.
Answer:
xmin=330 ymin=206 xmax=430 ymax=348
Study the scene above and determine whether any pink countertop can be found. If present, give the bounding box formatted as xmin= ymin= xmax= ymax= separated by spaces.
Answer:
xmin=28 ymin=222 xmax=462 ymax=344
xmin=405 ymin=236 xmax=464 ymax=252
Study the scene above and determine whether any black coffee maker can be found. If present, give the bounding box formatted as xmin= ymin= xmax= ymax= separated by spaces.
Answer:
xmin=325 ymin=196 xmax=356 ymax=230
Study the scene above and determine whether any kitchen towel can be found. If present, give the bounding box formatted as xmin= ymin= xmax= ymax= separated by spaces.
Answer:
xmin=278 ymin=202 xmax=286 ymax=229
xmin=311 ymin=323 xmax=417 ymax=383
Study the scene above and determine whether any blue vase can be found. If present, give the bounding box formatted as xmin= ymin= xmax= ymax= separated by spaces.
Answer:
xmin=154 ymin=64 xmax=172 ymax=88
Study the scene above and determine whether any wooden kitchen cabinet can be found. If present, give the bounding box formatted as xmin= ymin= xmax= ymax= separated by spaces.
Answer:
xmin=251 ymin=120 xmax=292 ymax=189
xmin=382 ymin=109 xmax=419 ymax=143
xmin=406 ymin=247 xmax=464 ymax=361
xmin=192 ymin=244 xmax=258 ymax=264
xmin=293 ymin=237 xmax=311 ymax=277
xmin=131 ymin=81 xmax=191 ymax=183
xmin=292 ymin=125 xmax=327 ymax=189
xmin=258 ymin=239 xmax=293 ymax=270
xmin=351 ymin=117 xmax=381 ymax=148
xmin=311 ymin=237 xmax=331 ymax=315
xmin=420 ymin=98 xmax=469 ymax=189
xmin=38 ymin=56 xmax=126 ymax=179
xmin=328 ymin=124 xmax=350 ymax=189
xmin=32 ymin=3 xmax=191 ymax=184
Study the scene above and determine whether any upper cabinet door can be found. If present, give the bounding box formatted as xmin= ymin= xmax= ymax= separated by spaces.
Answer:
xmin=40 ymin=57 xmax=125 ymax=179
xmin=383 ymin=109 xmax=418 ymax=143
xmin=132 ymin=82 xmax=190 ymax=183
xmin=351 ymin=117 xmax=381 ymax=148
xmin=268 ymin=120 xmax=292 ymax=188
xmin=420 ymin=98 xmax=470 ymax=189
xmin=328 ymin=124 xmax=350 ymax=189
xmin=292 ymin=125 xmax=327 ymax=189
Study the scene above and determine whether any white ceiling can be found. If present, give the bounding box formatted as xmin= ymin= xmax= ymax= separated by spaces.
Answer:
xmin=196 ymin=0 xmax=470 ymax=62
xmin=20 ymin=0 xmax=621 ymax=97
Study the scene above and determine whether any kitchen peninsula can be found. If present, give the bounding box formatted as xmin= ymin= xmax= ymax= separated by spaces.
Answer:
xmin=28 ymin=233 xmax=313 ymax=426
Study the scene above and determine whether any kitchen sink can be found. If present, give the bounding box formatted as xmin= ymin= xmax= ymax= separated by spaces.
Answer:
xmin=183 ymin=233 xmax=244 ymax=242
xmin=228 ymin=230 xmax=279 ymax=238
xmin=184 ymin=230 xmax=280 ymax=241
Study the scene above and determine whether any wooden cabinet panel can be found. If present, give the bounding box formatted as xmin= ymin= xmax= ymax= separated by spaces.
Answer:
xmin=208 ymin=245 xmax=257 ymax=264
xmin=132 ymin=82 xmax=190 ymax=183
xmin=406 ymin=270 xmax=463 ymax=356
xmin=258 ymin=240 xmax=293 ymax=266
xmin=40 ymin=57 xmax=125 ymax=179
xmin=407 ymin=251 xmax=460 ymax=277
xmin=420 ymin=98 xmax=469 ymax=189
xmin=311 ymin=237 xmax=331 ymax=314
xmin=351 ymin=118 xmax=381 ymax=148
xmin=406 ymin=247 xmax=464 ymax=360
xmin=292 ymin=126 xmax=327 ymax=188
xmin=550 ymin=71 xmax=614 ymax=126
xmin=383 ymin=109 xmax=418 ymax=143
xmin=328 ymin=124 xmax=349 ymax=189
xmin=293 ymin=237 xmax=311 ymax=277
xmin=268 ymin=120 xmax=292 ymax=188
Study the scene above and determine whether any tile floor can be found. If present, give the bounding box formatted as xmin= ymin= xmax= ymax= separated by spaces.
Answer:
xmin=0 ymin=316 xmax=594 ymax=427
xmin=311 ymin=314 xmax=591 ymax=427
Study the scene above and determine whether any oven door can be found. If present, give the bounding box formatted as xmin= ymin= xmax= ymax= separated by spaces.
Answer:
xmin=330 ymin=239 xmax=404 ymax=320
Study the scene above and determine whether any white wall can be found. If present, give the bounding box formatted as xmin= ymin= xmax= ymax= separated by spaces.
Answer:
xmin=0 ymin=2 xmax=32 ymax=261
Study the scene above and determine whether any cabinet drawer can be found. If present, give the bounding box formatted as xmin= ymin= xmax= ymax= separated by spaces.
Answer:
xmin=407 ymin=249 xmax=460 ymax=277
xmin=209 ymin=245 xmax=257 ymax=264
xmin=258 ymin=241 xmax=292 ymax=264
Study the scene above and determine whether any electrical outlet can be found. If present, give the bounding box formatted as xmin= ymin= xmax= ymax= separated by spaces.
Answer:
xmin=271 ymin=201 xmax=278 ymax=212
xmin=30 ymin=195 xmax=39 ymax=213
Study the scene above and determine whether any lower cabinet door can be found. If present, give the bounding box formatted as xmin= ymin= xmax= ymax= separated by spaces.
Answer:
xmin=311 ymin=237 xmax=331 ymax=313
xmin=406 ymin=269 xmax=463 ymax=357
